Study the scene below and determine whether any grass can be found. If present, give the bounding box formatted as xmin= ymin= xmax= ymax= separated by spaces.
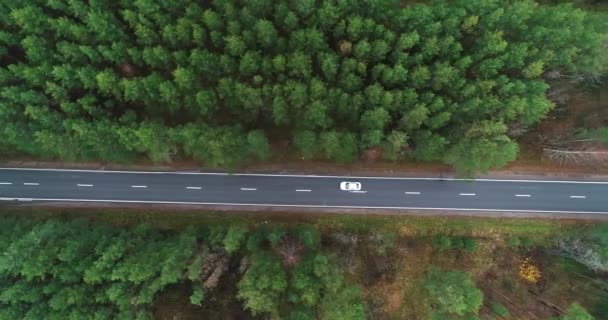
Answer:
xmin=318 ymin=214 xmax=575 ymax=242
xmin=0 ymin=206 xmax=582 ymax=238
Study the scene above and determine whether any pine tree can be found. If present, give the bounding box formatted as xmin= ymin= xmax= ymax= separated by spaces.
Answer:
xmin=0 ymin=0 xmax=603 ymax=175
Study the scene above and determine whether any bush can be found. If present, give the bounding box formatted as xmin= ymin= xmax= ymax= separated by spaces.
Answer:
xmin=490 ymin=302 xmax=510 ymax=317
xmin=434 ymin=234 xmax=452 ymax=251
xmin=433 ymin=235 xmax=477 ymax=252
xmin=462 ymin=238 xmax=478 ymax=252
xmin=521 ymin=237 xmax=535 ymax=248
xmin=507 ymin=237 xmax=521 ymax=248
xmin=425 ymin=269 xmax=484 ymax=316
xmin=561 ymin=303 xmax=594 ymax=320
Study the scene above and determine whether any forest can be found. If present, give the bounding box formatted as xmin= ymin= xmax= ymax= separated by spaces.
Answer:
xmin=0 ymin=213 xmax=605 ymax=320
xmin=0 ymin=0 xmax=606 ymax=174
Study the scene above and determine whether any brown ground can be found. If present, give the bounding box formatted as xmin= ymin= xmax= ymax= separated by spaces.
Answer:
xmin=364 ymin=237 xmax=603 ymax=320
xmin=153 ymin=234 xmax=598 ymax=320
xmin=6 ymin=156 xmax=608 ymax=180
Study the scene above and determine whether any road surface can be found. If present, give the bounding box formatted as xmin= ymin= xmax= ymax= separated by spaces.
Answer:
xmin=0 ymin=168 xmax=607 ymax=214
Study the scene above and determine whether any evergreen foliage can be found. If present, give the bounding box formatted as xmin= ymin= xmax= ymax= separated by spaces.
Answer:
xmin=0 ymin=218 xmax=364 ymax=320
xmin=433 ymin=234 xmax=478 ymax=252
xmin=0 ymin=0 xmax=604 ymax=173
xmin=0 ymin=219 xmax=201 ymax=319
xmin=561 ymin=303 xmax=594 ymax=320
xmin=238 ymin=225 xmax=365 ymax=319
xmin=425 ymin=269 xmax=484 ymax=317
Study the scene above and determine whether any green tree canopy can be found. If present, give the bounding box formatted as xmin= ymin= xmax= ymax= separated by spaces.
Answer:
xmin=0 ymin=0 xmax=604 ymax=174
xmin=561 ymin=303 xmax=594 ymax=320
xmin=425 ymin=269 xmax=484 ymax=317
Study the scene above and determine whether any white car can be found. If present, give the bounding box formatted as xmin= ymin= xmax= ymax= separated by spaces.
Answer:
xmin=340 ymin=181 xmax=362 ymax=191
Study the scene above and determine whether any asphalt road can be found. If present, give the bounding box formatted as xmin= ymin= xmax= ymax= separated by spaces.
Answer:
xmin=0 ymin=168 xmax=607 ymax=214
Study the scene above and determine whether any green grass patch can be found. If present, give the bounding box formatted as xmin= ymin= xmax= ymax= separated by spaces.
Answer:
xmin=319 ymin=214 xmax=574 ymax=240
xmin=491 ymin=302 xmax=510 ymax=317
xmin=0 ymin=207 xmax=584 ymax=239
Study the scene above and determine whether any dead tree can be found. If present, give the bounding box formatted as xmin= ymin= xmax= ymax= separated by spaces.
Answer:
xmin=339 ymin=249 xmax=360 ymax=275
xmin=200 ymin=250 xmax=229 ymax=289
xmin=365 ymin=295 xmax=388 ymax=320
xmin=543 ymin=148 xmax=608 ymax=166
xmin=332 ymin=231 xmax=359 ymax=246
xmin=203 ymin=255 xmax=229 ymax=289
xmin=238 ymin=256 xmax=250 ymax=275
xmin=489 ymin=287 xmax=539 ymax=320
xmin=527 ymin=290 xmax=566 ymax=316
xmin=274 ymin=236 xmax=305 ymax=267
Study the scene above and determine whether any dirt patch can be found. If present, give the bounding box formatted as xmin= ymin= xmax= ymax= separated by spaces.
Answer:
xmin=6 ymin=155 xmax=608 ymax=182
xmin=152 ymin=282 xmax=252 ymax=320
xmin=519 ymin=82 xmax=608 ymax=166
xmin=10 ymin=201 xmax=608 ymax=221
xmin=395 ymin=241 xmax=433 ymax=319
xmin=153 ymin=284 xmax=203 ymax=320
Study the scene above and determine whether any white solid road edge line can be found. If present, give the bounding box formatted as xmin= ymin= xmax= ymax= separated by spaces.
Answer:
xmin=23 ymin=182 xmax=39 ymax=186
xmin=459 ymin=193 xmax=476 ymax=196
xmin=570 ymin=195 xmax=587 ymax=199
xmin=1 ymin=197 xmax=607 ymax=214
xmin=186 ymin=186 xmax=202 ymax=190
xmin=77 ymin=184 xmax=93 ymax=187
xmin=515 ymin=194 xmax=531 ymax=197
xmin=131 ymin=185 xmax=147 ymax=188
xmin=3 ymin=167 xmax=608 ymax=184
xmin=295 ymin=189 xmax=311 ymax=192
xmin=405 ymin=192 xmax=421 ymax=195
xmin=1 ymin=197 xmax=33 ymax=201
xmin=241 ymin=188 xmax=257 ymax=191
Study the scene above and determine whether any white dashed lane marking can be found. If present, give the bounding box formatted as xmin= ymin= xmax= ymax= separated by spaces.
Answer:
xmin=0 ymin=176 xmax=597 ymax=208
